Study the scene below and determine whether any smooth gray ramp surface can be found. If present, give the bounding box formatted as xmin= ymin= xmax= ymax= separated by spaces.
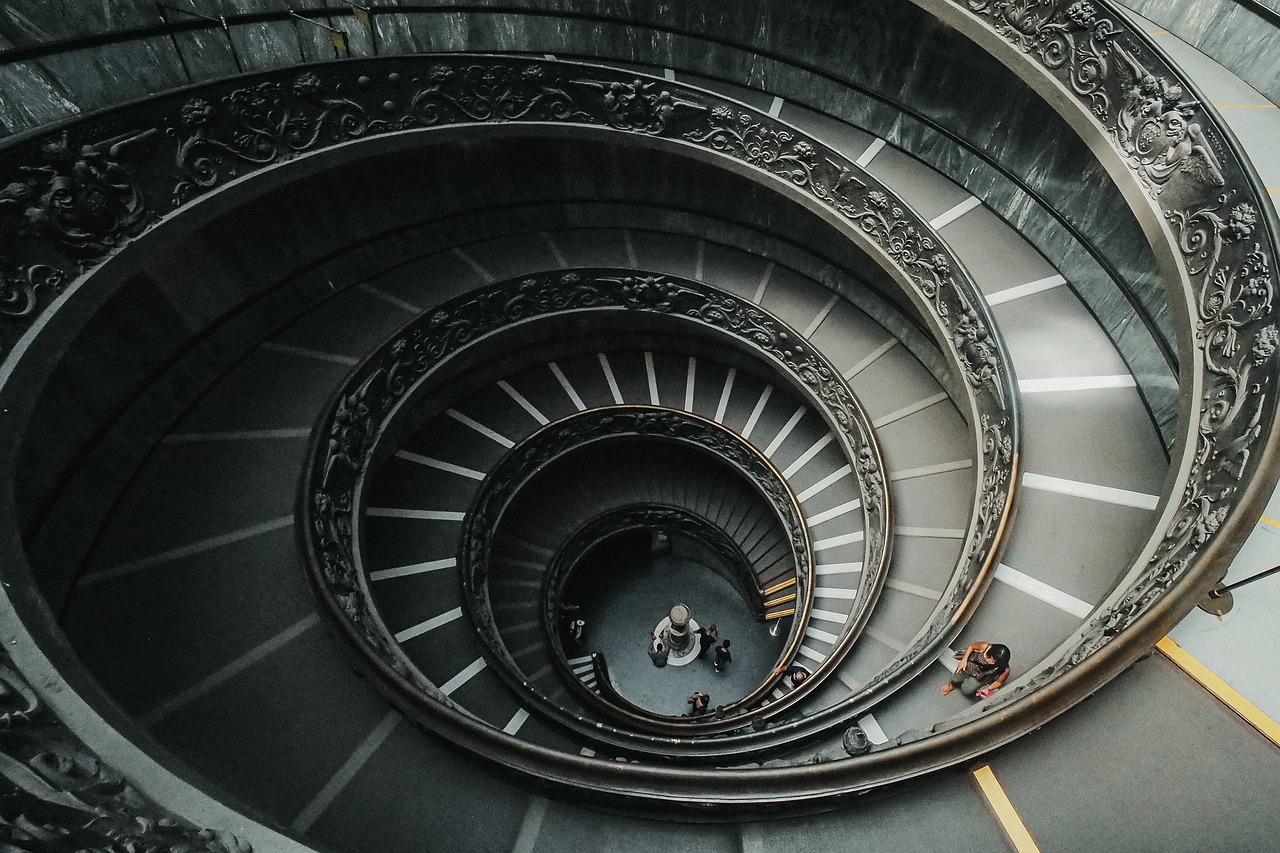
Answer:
xmin=1019 ymin=388 xmax=1169 ymax=490
xmin=941 ymin=205 xmax=1060 ymax=294
xmin=743 ymin=770 xmax=1007 ymax=852
xmin=168 ymin=347 xmax=349 ymax=433
xmin=268 ymin=283 xmax=414 ymax=356
xmin=467 ymin=231 xmax=561 ymax=281
xmin=150 ymin=626 xmax=396 ymax=824
xmin=998 ymin=487 xmax=1155 ymax=606
xmin=780 ymin=102 xmax=879 ymax=160
xmin=535 ymin=802 xmax=741 ymax=853
xmin=992 ymin=286 xmax=1131 ymax=379
xmin=630 ymin=230 xmax=701 ymax=279
xmin=84 ymin=437 xmax=304 ymax=567
xmin=64 ymin=525 xmax=311 ymax=716
xmin=863 ymin=145 xmax=971 ymax=221
xmin=990 ymin=654 xmax=1280 ymax=852
xmin=309 ymin=721 xmax=532 ymax=853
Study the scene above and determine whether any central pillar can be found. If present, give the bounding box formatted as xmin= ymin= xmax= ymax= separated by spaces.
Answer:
xmin=667 ymin=603 xmax=693 ymax=654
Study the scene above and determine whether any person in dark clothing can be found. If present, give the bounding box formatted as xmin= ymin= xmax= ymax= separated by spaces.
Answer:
xmin=942 ymin=641 xmax=1010 ymax=699
xmin=686 ymin=692 xmax=710 ymax=715
xmin=565 ymin=618 xmax=586 ymax=649
xmin=713 ymin=639 xmax=732 ymax=673
xmin=648 ymin=635 xmax=669 ymax=667
xmin=772 ymin=662 xmax=811 ymax=687
xmin=696 ymin=624 xmax=718 ymax=658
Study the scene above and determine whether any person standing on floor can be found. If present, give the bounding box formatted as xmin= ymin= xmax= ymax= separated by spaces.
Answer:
xmin=697 ymin=624 xmax=718 ymax=659
xmin=648 ymin=634 xmax=669 ymax=667
xmin=713 ymin=639 xmax=732 ymax=673
xmin=686 ymin=691 xmax=710 ymax=715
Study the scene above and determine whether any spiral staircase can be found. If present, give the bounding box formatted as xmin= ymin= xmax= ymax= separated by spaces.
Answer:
xmin=2 ymin=1 xmax=1280 ymax=850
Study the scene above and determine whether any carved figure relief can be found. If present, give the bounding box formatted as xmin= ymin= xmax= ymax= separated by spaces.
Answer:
xmin=1113 ymin=42 xmax=1224 ymax=196
xmin=0 ymin=129 xmax=158 ymax=259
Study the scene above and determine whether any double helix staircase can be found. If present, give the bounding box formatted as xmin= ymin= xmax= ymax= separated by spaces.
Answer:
xmin=3 ymin=0 xmax=1278 ymax=849
xmin=60 ymin=202 xmax=1161 ymax=835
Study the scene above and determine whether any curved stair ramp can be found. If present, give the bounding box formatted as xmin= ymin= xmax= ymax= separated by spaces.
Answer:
xmin=6 ymin=9 xmax=1276 ymax=846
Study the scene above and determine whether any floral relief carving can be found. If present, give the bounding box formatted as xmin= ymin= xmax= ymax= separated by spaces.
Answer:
xmin=576 ymin=78 xmax=697 ymax=134
xmin=947 ymin=0 xmax=1280 ymax=699
xmin=853 ymin=192 xmax=952 ymax=325
xmin=174 ymin=73 xmax=378 ymax=203
xmin=405 ymin=63 xmax=584 ymax=127
xmin=1 ymin=258 xmax=65 ymax=321
xmin=685 ymin=108 xmax=866 ymax=214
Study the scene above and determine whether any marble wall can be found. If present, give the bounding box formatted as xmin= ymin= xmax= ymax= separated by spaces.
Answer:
xmin=1119 ymin=0 xmax=1280 ymax=104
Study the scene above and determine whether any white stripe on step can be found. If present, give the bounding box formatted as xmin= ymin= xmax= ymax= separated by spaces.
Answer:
xmin=685 ymin=357 xmax=697 ymax=410
xmin=741 ymin=385 xmax=774 ymax=440
xmin=753 ymin=262 xmax=775 ymax=302
xmin=995 ymin=563 xmax=1093 ymax=618
xmin=393 ymin=451 xmax=484 ymax=480
xmin=370 ymin=557 xmax=456 ymax=582
xmin=891 ymin=459 xmax=973 ymax=481
xmin=813 ymin=531 xmax=864 ymax=551
xmin=598 ymin=353 xmax=624 ymax=404
xmin=1018 ymin=375 xmax=1137 ymax=393
xmin=784 ymin=433 xmax=835 ymax=479
xmin=446 ymin=409 xmax=513 ymax=448
xmin=549 ymin=362 xmax=587 ymax=411
xmin=886 ymin=578 xmax=943 ymax=599
xmin=985 ymin=274 xmax=1066 ymax=306
xmin=499 ymin=380 xmax=550 ymax=425
xmin=843 ymin=338 xmax=898 ymax=380
xmin=856 ymin=138 xmax=886 ymax=167
xmin=714 ymin=368 xmax=737 ymax=423
xmin=1022 ymin=472 xmax=1159 ymax=510
xmin=645 ymin=351 xmax=660 ymax=405
xmin=764 ymin=406 xmax=806 ymax=456
xmin=440 ymin=657 xmax=488 ymax=695
xmin=394 ymin=607 xmax=463 ymax=643
xmin=803 ymin=294 xmax=839 ymax=337
xmin=798 ymin=464 xmax=851 ymax=503
xmin=806 ymin=498 xmax=862 ymax=527
xmin=929 ymin=196 xmax=982 ymax=229
xmin=815 ymin=562 xmax=862 ymax=576
xmin=367 ymin=508 xmax=465 ymax=521
xmin=872 ymin=392 xmax=948 ymax=428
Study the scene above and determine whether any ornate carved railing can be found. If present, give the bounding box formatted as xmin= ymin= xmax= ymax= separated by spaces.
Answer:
xmin=0 ymin=52 xmax=1022 ymax=801
xmin=0 ymin=56 xmax=1014 ymax=698
xmin=302 ymin=263 xmax=903 ymax=747
xmin=466 ymin=407 xmax=810 ymax=735
xmin=905 ymin=0 xmax=1280 ymax=740
xmin=0 ymin=650 xmax=257 ymax=853
xmin=543 ymin=504 xmax=768 ymax=627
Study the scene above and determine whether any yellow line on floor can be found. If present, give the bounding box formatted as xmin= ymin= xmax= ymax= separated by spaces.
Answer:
xmin=1212 ymin=103 xmax=1279 ymax=109
xmin=1261 ymin=514 xmax=1280 ymax=528
xmin=973 ymin=765 xmax=1041 ymax=853
xmin=1147 ymin=28 xmax=1169 ymax=35
xmin=1157 ymin=637 xmax=1280 ymax=748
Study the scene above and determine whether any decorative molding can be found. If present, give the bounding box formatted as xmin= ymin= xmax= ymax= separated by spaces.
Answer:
xmin=936 ymin=0 xmax=1279 ymax=712
xmin=469 ymin=414 xmax=807 ymax=728
xmin=304 ymin=272 xmax=903 ymax=746
xmin=0 ymin=656 xmax=252 ymax=852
